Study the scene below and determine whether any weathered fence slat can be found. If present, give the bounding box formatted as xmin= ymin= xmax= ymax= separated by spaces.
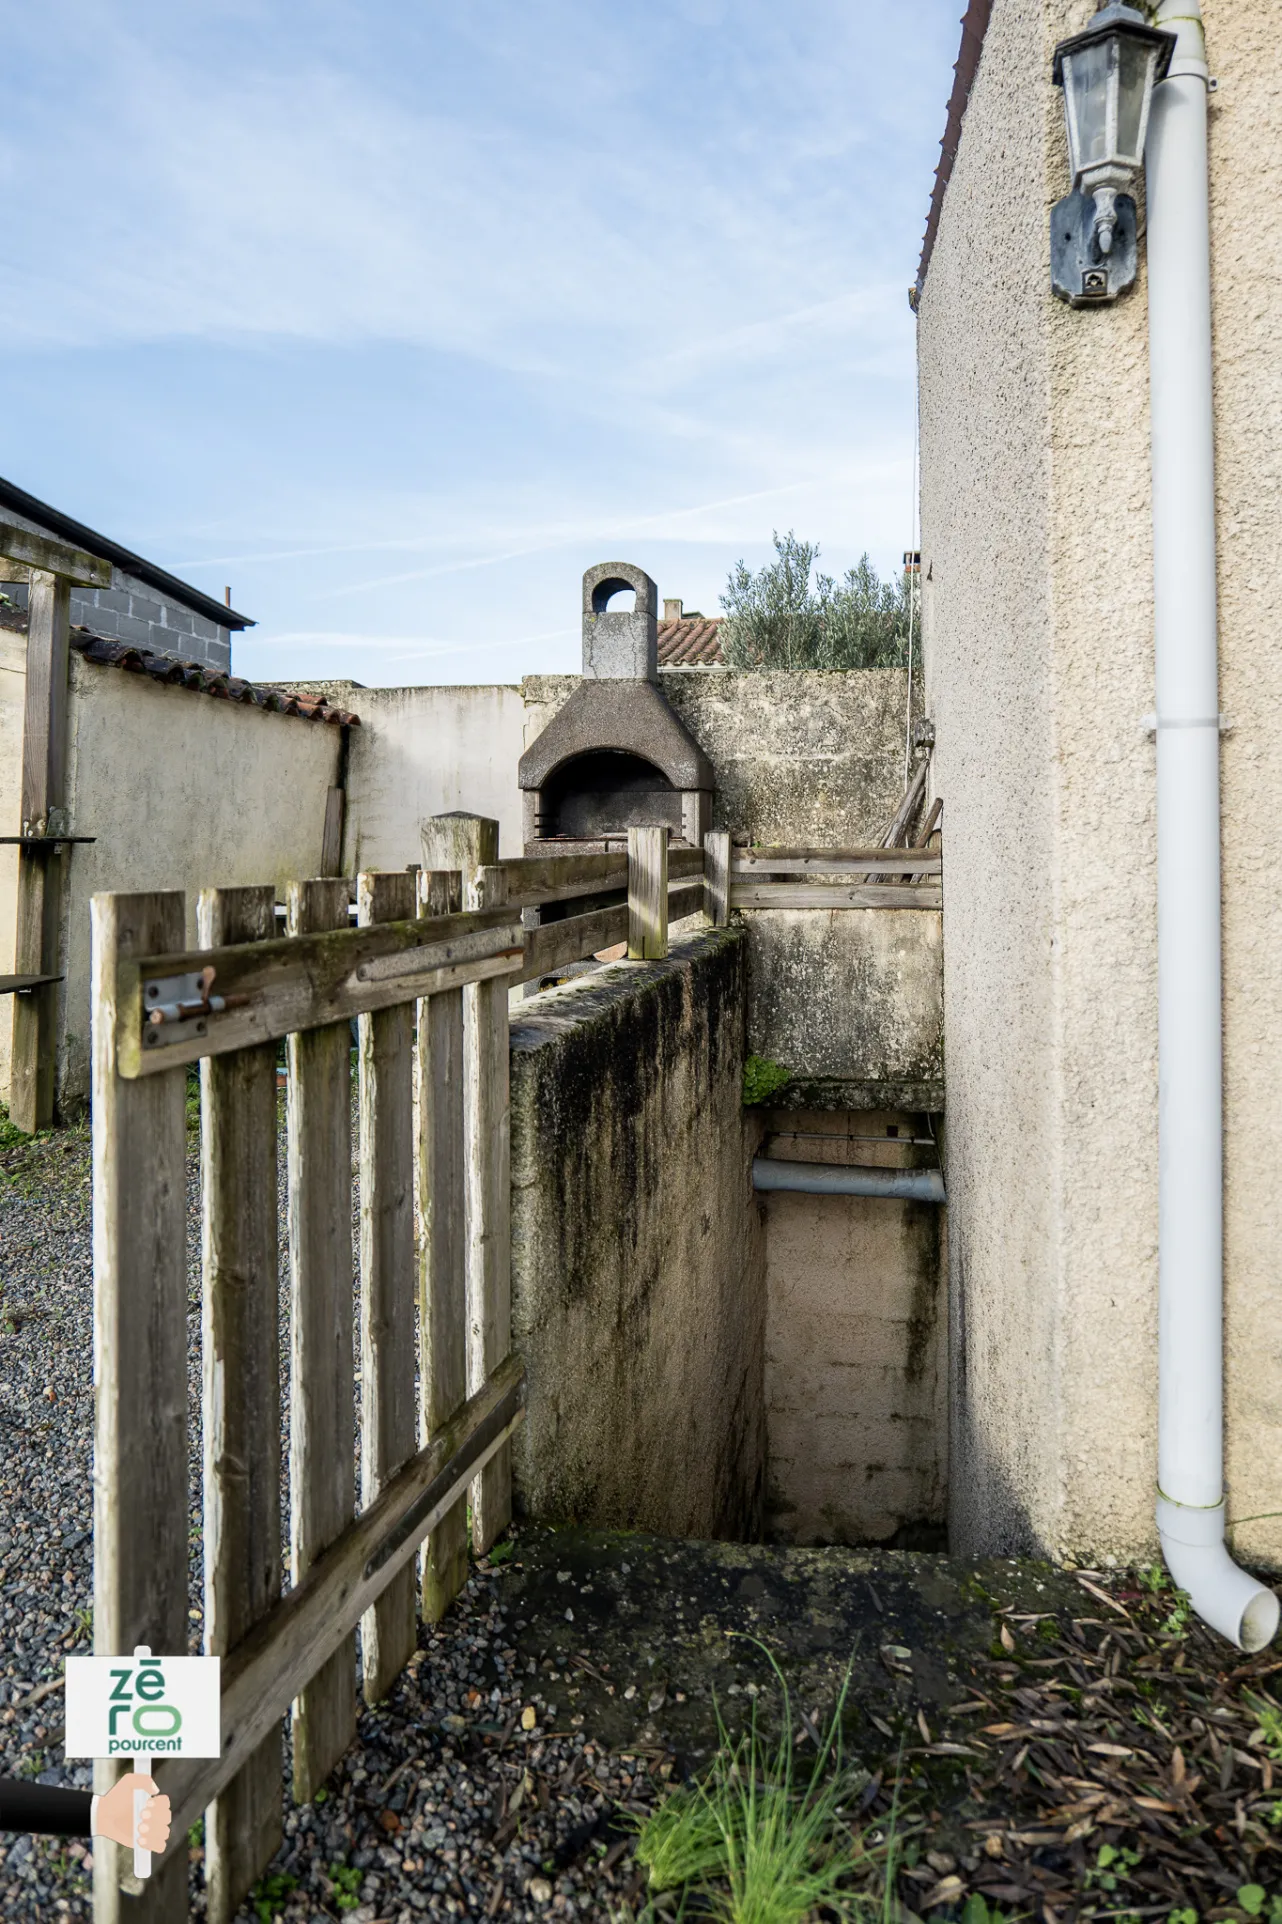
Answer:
xmin=197 ymin=884 xmax=284 ymax=1924
xmin=730 ymin=883 xmax=943 ymax=910
xmin=465 ymin=850 xmax=513 ymax=1553
xmin=286 ymin=878 xmax=357 ymax=1805
xmin=416 ymin=872 xmax=469 ymax=1620
xmin=91 ymin=890 xmax=191 ymax=1924
xmin=628 ymin=825 xmax=669 ymax=959
xmin=157 ymin=1355 xmax=525 ymax=1845
xmin=706 ymin=830 xmax=731 ymax=927
xmin=357 ymin=872 xmax=420 ymax=1703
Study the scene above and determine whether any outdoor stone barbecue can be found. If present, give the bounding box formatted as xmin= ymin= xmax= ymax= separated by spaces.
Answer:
xmin=517 ymin=562 xmax=714 ymax=850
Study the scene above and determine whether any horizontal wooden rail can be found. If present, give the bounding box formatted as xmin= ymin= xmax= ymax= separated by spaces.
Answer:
xmin=475 ymin=853 xmax=628 ymax=912
xmin=733 ymin=848 xmax=941 ymax=875
xmin=117 ymin=907 xmax=524 ymax=1077
xmin=476 ymin=846 xmax=704 ymax=913
xmin=730 ymin=883 xmax=943 ymax=910
xmin=157 ymin=1354 xmax=526 ymax=1846
xmin=667 ymin=880 xmax=705 ymax=921
xmin=518 ymin=904 xmax=629 ymax=984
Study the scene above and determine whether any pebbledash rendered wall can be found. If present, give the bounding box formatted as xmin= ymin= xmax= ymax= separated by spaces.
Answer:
xmin=0 ymin=635 xmax=342 ymax=1111
xmin=918 ymin=0 xmax=1281 ymax=1568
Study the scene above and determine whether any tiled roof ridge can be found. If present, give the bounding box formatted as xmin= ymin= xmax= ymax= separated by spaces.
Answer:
xmin=656 ymin=613 xmax=724 ymax=668
xmin=915 ymin=0 xmax=995 ymax=302
xmin=68 ymin=627 xmax=360 ymax=726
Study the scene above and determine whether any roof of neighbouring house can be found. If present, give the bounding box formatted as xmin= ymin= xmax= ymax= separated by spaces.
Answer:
xmin=914 ymin=0 xmax=995 ymax=303
xmin=0 ymin=602 xmax=358 ymax=724
xmin=0 ymin=475 xmax=256 ymax=631
xmin=657 ymin=614 xmax=724 ymax=667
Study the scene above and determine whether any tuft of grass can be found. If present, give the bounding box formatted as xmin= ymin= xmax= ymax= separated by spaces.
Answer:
xmin=635 ymin=1643 xmax=889 ymax=1924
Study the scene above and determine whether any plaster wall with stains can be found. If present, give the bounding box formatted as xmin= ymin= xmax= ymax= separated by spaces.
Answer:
xmin=1 ymin=646 xmax=342 ymax=1112
xmin=759 ymin=1109 xmax=948 ymax=1547
xmin=509 ymin=927 xmax=766 ymax=1542
xmin=918 ymin=0 xmax=1281 ymax=1566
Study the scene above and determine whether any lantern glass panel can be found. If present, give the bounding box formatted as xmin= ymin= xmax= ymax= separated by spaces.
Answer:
xmin=1065 ymin=39 xmax=1114 ymax=173
xmin=1116 ymin=36 xmax=1155 ymax=159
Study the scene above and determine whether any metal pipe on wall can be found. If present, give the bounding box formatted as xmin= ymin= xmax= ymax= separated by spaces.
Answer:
xmin=1148 ymin=0 xmax=1278 ymax=1651
xmin=752 ymin=1158 xmax=945 ymax=1204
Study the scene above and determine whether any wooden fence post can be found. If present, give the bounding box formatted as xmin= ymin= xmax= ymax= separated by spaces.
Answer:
xmin=416 ymin=868 xmax=468 ymax=1620
xmin=197 ymin=885 xmax=283 ymax=1924
xmin=91 ymin=890 xmax=190 ymax=1924
xmin=357 ymin=871 xmax=419 ymax=1701
xmin=10 ymin=572 xmax=71 ymax=1132
xmin=286 ymin=877 xmax=357 ymax=1804
xmin=705 ymin=830 xmax=731 ymax=929
xmin=628 ymin=825 xmax=669 ymax=959
xmin=421 ymin=814 xmax=512 ymax=1554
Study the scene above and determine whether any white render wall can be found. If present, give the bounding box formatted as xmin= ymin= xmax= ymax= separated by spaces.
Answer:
xmin=1 ymin=647 xmax=341 ymax=1113
xmin=339 ymin=683 xmax=526 ymax=869
xmin=918 ymin=0 xmax=1282 ymax=1568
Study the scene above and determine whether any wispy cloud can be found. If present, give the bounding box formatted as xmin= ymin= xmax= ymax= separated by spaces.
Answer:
xmin=0 ymin=0 xmax=960 ymax=684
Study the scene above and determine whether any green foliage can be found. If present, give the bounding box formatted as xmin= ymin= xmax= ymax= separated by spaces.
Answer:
xmin=485 ymin=1536 xmax=516 ymax=1565
xmin=1085 ymin=1842 xmax=1142 ymax=1892
xmin=187 ymin=1818 xmax=204 ymax=1850
xmin=962 ymin=1900 xmax=1017 ymax=1924
xmin=328 ymin=1860 xmax=362 ymax=1912
xmin=1244 ymin=1690 xmax=1282 ymax=1763
xmin=742 ymin=1056 xmax=791 ymax=1107
xmin=719 ymin=531 xmax=914 ymax=672
xmin=185 ymin=1068 xmax=201 ymax=1135
xmin=635 ymin=1644 xmax=883 ymax=1924
xmin=250 ymin=1869 xmax=299 ymax=1924
xmin=1237 ymin=1890 xmax=1268 ymax=1918
xmin=1167 ymin=1910 xmax=1197 ymax=1924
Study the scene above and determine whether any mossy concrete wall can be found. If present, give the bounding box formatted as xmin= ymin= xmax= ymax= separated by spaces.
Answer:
xmin=509 ymin=926 xmax=765 ymax=1540
xmin=745 ymin=908 xmax=944 ymax=1112
xmin=757 ymin=1109 xmax=948 ymax=1546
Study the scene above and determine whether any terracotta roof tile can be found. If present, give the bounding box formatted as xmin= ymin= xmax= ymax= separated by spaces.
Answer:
xmin=66 ymin=627 xmax=360 ymax=725
xmin=657 ymin=615 xmax=724 ymax=667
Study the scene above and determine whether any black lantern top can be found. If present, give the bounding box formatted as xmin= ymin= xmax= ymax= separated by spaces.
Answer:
xmin=1053 ymin=3 xmax=1176 ymax=255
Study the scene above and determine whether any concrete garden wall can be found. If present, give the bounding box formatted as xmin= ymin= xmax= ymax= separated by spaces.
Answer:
xmin=509 ymin=927 xmax=766 ymax=1541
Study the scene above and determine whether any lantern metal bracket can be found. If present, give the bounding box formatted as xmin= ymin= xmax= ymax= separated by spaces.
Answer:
xmin=1051 ymin=187 xmax=1138 ymax=306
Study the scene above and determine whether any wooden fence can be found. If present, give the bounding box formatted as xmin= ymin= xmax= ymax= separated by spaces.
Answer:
xmin=88 ymin=821 xmax=940 ymax=1921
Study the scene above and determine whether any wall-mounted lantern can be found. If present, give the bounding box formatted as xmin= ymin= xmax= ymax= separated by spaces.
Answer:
xmin=1051 ymin=2 xmax=1175 ymax=306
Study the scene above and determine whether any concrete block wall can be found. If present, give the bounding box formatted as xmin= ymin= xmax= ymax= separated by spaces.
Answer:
xmin=69 ymin=581 xmax=231 ymax=669
xmin=0 ymin=576 xmax=231 ymax=671
xmin=756 ymin=1107 xmax=947 ymax=1546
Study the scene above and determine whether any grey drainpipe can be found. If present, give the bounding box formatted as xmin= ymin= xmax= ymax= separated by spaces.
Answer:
xmin=752 ymin=1158 xmax=945 ymax=1203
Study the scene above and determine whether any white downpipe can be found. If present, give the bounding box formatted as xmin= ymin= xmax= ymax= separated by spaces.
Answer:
xmin=1148 ymin=0 xmax=1279 ymax=1652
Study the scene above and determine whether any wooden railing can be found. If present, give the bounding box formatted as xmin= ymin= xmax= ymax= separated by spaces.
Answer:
xmin=88 ymin=821 xmax=938 ymax=1921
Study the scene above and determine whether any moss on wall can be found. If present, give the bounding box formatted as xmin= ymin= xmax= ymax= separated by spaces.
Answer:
xmin=509 ymin=927 xmax=765 ymax=1542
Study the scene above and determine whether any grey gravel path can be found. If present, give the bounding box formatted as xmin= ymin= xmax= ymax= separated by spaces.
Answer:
xmin=0 ymin=1110 xmax=656 ymax=1923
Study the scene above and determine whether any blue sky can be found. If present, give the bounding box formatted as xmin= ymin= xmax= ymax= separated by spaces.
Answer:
xmin=1 ymin=1 xmax=961 ymax=687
